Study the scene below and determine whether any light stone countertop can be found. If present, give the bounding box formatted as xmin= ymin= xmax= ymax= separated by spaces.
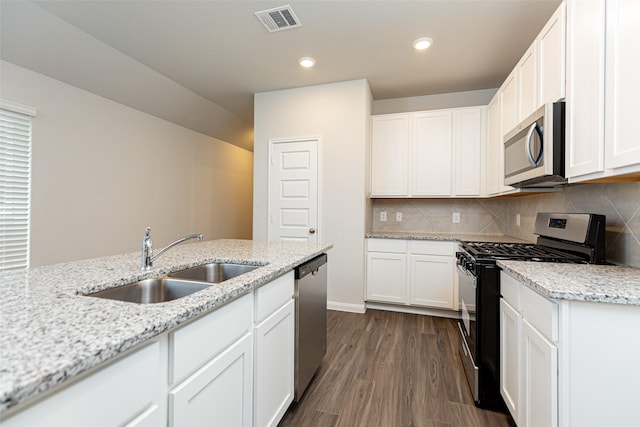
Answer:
xmin=498 ymin=260 xmax=640 ymax=305
xmin=366 ymin=231 xmax=529 ymax=244
xmin=0 ymin=239 xmax=332 ymax=415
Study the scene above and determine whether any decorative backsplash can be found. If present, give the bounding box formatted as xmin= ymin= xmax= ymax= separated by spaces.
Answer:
xmin=371 ymin=182 xmax=640 ymax=268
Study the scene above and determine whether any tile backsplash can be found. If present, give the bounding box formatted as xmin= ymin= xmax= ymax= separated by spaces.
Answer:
xmin=371 ymin=182 xmax=640 ymax=268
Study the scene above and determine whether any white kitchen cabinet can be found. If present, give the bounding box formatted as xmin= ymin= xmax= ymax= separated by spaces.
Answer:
xmin=604 ymin=0 xmax=640 ymax=172
xmin=371 ymin=106 xmax=484 ymax=198
xmin=366 ymin=239 xmax=408 ymax=303
xmin=171 ymin=333 xmax=253 ymax=427
xmin=521 ymin=319 xmax=558 ymax=427
xmin=170 ymin=293 xmax=254 ymax=427
xmin=565 ymin=0 xmax=606 ymax=179
xmin=411 ymin=110 xmax=453 ymax=196
xmin=567 ymin=0 xmax=640 ymax=182
xmin=253 ymin=273 xmax=295 ymax=427
xmin=453 ymin=107 xmax=485 ymax=196
xmin=370 ymin=114 xmax=410 ymax=196
xmin=409 ymin=254 xmax=455 ymax=309
xmin=485 ymin=93 xmax=502 ymax=196
xmin=1 ymin=340 xmax=165 ymax=427
xmin=538 ymin=2 xmax=566 ymax=106
xmin=500 ymin=271 xmax=558 ymax=427
xmin=366 ymin=239 xmax=456 ymax=311
xmin=499 ymin=299 xmax=521 ymax=424
xmin=500 ymin=69 xmax=518 ymax=136
xmin=517 ymin=43 xmax=538 ymax=121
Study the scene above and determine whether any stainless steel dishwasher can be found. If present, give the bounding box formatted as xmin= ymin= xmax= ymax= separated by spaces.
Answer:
xmin=294 ymin=253 xmax=328 ymax=401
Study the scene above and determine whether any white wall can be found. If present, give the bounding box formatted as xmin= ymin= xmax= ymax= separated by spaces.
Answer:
xmin=254 ymin=80 xmax=372 ymax=313
xmin=373 ymin=88 xmax=497 ymax=115
xmin=1 ymin=60 xmax=253 ymax=267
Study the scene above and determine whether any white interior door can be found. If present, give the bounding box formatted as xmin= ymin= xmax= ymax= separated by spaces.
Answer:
xmin=268 ymin=138 xmax=319 ymax=243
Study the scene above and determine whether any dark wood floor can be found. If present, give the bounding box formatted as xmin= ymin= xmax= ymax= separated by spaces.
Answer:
xmin=279 ymin=309 xmax=515 ymax=427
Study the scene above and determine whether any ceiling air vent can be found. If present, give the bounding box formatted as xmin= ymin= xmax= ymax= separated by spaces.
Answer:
xmin=255 ymin=5 xmax=301 ymax=32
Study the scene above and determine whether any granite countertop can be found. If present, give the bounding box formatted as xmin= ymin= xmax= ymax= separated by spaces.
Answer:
xmin=498 ymin=260 xmax=640 ymax=305
xmin=366 ymin=231 xmax=529 ymax=243
xmin=0 ymin=239 xmax=332 ymax=415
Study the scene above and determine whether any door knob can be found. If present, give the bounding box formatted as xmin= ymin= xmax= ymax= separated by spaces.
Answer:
xmin=309 ymin=228 xmax=316 ymax=234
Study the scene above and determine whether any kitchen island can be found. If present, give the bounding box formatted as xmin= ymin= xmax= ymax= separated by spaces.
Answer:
xmin=0 ymin=239 xmax=331 ymax=425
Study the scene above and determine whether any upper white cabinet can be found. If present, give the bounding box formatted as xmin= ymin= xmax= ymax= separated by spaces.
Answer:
xmin=370 ymin=114 xmax=410 ymax=196
xmin=565 ymin=0 xmax=606 ymax=179
xmin=411 ymin=110 xmax=453 ymax=196
xmin=371 ymin=106 xmax=485 ymax=198
xmin=517 ymin=43 xmax=538 ymax=121
xmin=604 ymin=0 xmax=640 ymax=171
xmin=566 ymin=0 xmax=640 ymax=182
xmin=500 ymin=2 xmax=566 ymax=139
xmin=538 ymin=3 xmax=567 ymax=106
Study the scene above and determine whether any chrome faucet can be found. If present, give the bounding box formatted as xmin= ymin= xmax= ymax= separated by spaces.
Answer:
xmin=141 ymin=226 xmax=203 ymax=271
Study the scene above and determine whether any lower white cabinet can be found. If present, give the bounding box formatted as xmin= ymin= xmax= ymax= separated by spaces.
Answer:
xmin=170 ymin=333 xmax=253 ymax=427
xmin=366 ymin=239 xmax=456 ymax=310
xmin=253 ymin=273 xmax=295 ymax=427
xmin=500 ymin=271 xmax=558 ymax=427
xmin=1 ymin=340 xmax=165 ymax=427
xmin=521 ymin=319 xmax=557 ymax=427
xmin=170 ymin=292 xmax=254 ymax=427
xmin=500 ymin=270 xmax=640 ymax=427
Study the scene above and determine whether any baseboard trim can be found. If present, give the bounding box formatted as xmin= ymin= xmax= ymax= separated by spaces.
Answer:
xmin=327 ymin=301 xmax=366 ymax=313
xmin=365 ymin=302 xmax=462 ymax=319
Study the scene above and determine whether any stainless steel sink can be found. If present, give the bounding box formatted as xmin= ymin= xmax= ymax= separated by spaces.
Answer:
xmin=87 ymin=277 xmax=211 ymax=304
xmin=168 ymin=262 xmax=259 ymax=283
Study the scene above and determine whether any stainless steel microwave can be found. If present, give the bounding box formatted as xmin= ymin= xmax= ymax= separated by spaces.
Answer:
xmin=504 ymin=102 xmax=566 ymax=188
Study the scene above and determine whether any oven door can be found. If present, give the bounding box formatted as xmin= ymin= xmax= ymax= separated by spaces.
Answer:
xmin=456 ymin=261 xmax=479 ymax=401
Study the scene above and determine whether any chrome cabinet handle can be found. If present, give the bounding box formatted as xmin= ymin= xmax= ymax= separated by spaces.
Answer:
xmin=309 ymin=228 xmax=316 ymax=234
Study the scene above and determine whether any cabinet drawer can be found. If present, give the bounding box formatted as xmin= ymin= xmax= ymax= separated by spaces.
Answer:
xmin=171 ymin=293 xmax=253 ymax=385
xmin=255 ymin=271 xmax=294 ymax=324
xmin=500 ymin=271 xmax=521 ymax=309
xmin=409 ymin=240 xmax=456 ymax=256
xmin=520 ymin=284 xmax=558 ymax=342
xmin=367 ymin=238 xmax=407 ymax=253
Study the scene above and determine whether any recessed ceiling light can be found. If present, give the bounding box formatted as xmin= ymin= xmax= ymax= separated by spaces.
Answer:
xmin=412 ymin=37 xmax=433 ymax=51
xmin=298 ymin=57 xmax=316 ymax=68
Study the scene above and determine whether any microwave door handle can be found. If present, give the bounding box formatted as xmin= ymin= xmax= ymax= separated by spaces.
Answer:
xmin=525 ymin=123 xmax=538 ymax=166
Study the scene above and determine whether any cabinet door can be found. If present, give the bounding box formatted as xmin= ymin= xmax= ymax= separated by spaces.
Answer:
xmin=366 ymin=252 xmax=407 ymax=303
xmin=605 ymin=0 xmax=640 ymax=170
xmin=454 ymin=107 xmax=484 ymax=196
xmin=171 ymin=333 xmax=253 ymax=427
xmin=522 ymin=320 xmax=558 ymax=427
xmin=500 ymin=299 xmax=521 ymax=424
xmin=409 ymin=254 xmax=454 ymax=309
xmin=411 ymin=110 xmax=452 ymax=196
xmin=565 ymin=0 xmax=605 ymax=180
xmin=371 ymin=114 xmax=410 ymax=196
xmin=538 ymin=2 xmax=566 ymax=106
xmin=254 ymin=299 xmax=294 ymax=427
xmin=485 ymin=94 xmax=502 ymax=196
xmin=517 ymin=43 xmax=538 ymax=121
xmin=500 ymin=70 xmax=518 ymax=136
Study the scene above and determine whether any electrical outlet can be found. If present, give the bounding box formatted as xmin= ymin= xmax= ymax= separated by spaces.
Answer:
xmin=396 ymin=212 xmax=403 ymax=222
xmin=516 ymin=213 xmax=521 ymax=226
xmin=380 ymin=211 xmax=387 ymax=222
xmin=452 ymin=212 xmax=461 ymax=223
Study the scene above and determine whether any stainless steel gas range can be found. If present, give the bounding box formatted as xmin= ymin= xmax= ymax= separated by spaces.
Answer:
xmin=455 ymin=213 xmax=606 ymax=410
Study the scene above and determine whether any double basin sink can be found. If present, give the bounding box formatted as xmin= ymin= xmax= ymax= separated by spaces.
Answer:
xmin=88 ymin=262 xmax=260 ymax=304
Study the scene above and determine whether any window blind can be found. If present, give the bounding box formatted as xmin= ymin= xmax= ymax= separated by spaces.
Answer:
xmin=0 ymin=106 xmax=33 ymax=272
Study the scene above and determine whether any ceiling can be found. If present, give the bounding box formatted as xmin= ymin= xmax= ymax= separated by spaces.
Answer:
xmin=0 ymin=0 xmax=562 ymax=151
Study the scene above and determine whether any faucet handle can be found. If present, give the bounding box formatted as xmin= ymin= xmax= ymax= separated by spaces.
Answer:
xmin=144 ymin=226 xmax=151 ymax=240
